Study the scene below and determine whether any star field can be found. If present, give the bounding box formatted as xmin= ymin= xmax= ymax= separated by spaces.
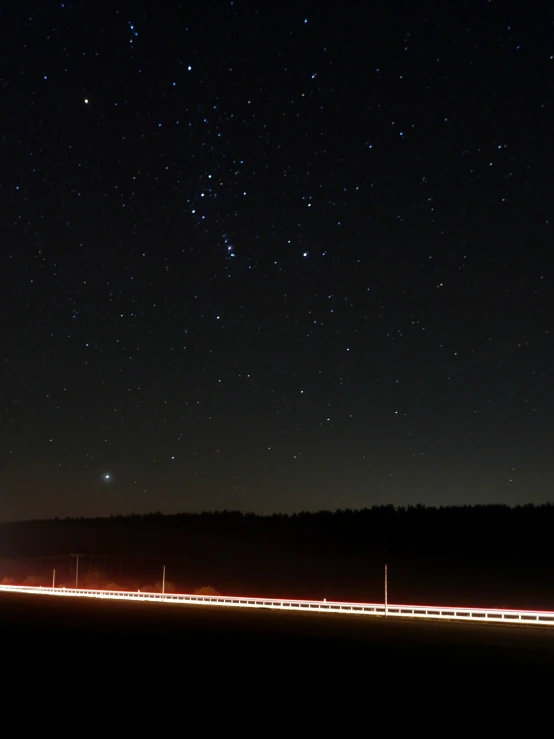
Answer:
xmin=1 ymin=1 xmax=553 ymax=520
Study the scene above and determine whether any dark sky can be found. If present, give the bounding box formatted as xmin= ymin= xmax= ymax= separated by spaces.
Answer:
xmin=1 ymin=1 xmax=553 ymax=521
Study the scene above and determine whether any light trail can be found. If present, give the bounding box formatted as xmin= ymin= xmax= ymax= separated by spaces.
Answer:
xmin=1 ymin=584 xmax=553 ymax=626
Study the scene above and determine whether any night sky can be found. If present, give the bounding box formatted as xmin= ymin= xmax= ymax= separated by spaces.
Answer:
xmin=1 ymin=1 xmax=553 ymax=521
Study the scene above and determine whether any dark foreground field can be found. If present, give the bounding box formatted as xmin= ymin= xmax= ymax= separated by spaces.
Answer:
xmin=1 ymin=592 xmax=553 ymax=682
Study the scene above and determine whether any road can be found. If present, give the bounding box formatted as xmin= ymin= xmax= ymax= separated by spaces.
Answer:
xmin=1 ymin=583 xmax=554 ymax=625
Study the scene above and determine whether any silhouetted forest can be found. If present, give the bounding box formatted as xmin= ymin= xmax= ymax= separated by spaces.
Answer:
xmin=1 ymin=505 xmax=554 ymax=608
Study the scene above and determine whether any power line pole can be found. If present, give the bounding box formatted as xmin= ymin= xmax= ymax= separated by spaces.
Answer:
xmin=52 ymin=569 xmax=56 ymax=589
xmin=70 ymin=554 xmax=82 ymax=589
xmin=162 ymin=565 xmax=166 ymax=601
xmin=384 ymin=564 xmax=388 ymax=617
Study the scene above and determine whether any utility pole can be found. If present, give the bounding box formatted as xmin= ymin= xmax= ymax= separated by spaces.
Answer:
xmin=52 ymin=569 xmax=56 ymax=589
xmin=70 ymin=554 xmax=82 ymax=589
xmin=385 ymin=564 xmax=388 ymax=617
xmin=162 ymin=565 xmax=166 ymax=601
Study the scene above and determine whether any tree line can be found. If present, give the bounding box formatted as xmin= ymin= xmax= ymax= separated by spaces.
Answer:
xmin=1 ymin=505 xmax=553 ymax=608
xmin=0 ymin=504 xmax=553 ymax=560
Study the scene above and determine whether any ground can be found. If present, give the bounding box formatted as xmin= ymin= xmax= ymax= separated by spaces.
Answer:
xmin=1 ymin=592 xmax=553 ymax=677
